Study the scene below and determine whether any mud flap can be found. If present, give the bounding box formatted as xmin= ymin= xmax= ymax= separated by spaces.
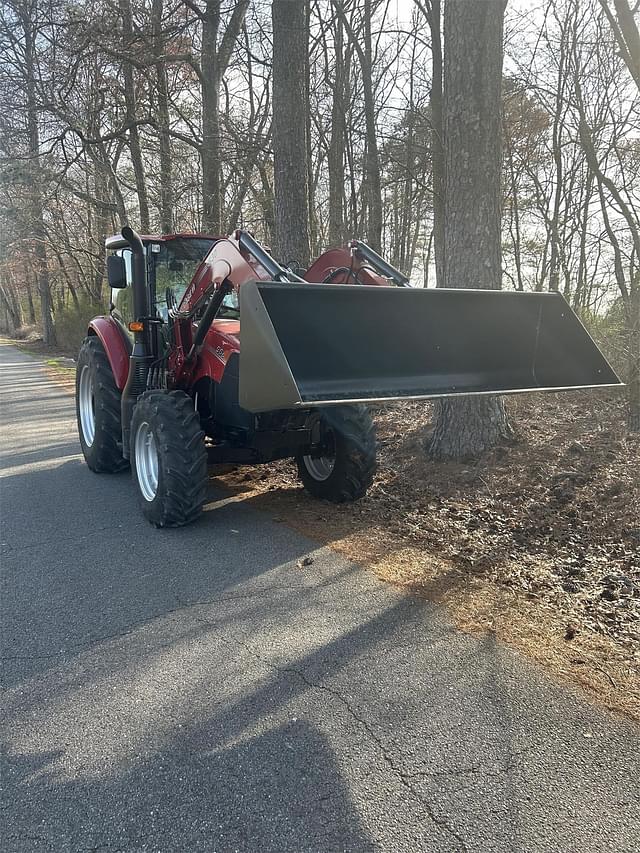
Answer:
xmin=238 ymin=281 xmax=622 ymax=413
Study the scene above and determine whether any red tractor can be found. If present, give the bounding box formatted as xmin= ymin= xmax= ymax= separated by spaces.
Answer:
xmin=76 ymin=226 xmax=620 ymax=527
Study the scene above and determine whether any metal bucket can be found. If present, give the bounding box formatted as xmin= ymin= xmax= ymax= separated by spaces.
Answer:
xmin=238 ymin=281 xmax=622 ymax=413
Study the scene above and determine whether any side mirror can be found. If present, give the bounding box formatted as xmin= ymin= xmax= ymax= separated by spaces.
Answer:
xmin=107 ymin=254 xmax=127 ymax=289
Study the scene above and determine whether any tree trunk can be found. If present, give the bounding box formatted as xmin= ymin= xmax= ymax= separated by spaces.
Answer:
xmin=201 ymin=0 xmax=249 ymax=233
xmin=328 ymin=10 xmax=346 ymax=246
xmin=573 ymin=169 xmax=594 ymax=310
xmin=152 ymin=0 xmax=173 ymax=233
xmin=257 ymin=161 xmax=276 ymax=244
xmin=627 ymin=287 xmax=640 ymax=431
xmin=271 ymin=0 xmax=311 ymax=265
xmin=201 ymin=1 xmax=221 ymax=233
xmin=424 ymin=229 xmax=434 ymax=288
xmin=428 ymin=0 xmax=512 ymax=460
xmin=25 ymin=275 xmax=36 ymax=324
xmin=92 ymin=167 xmax=109 ymax=302
xmin=599 ymin=0 xmax=640 ymax=90
xmin=119 ymin=0 xmax=150 ymax=232
xmin=23 ymin=11 xmax=55 ymax=346
xmin=398 ymin=37 xmax=417 ymax=274
xmin=506 ymin=131 xmax=524 ymax=290
xmin=362 ymin=0 xmax=382 ymax=251
xmin=0 ymin=282 xmax=23 ymax=331
xmin=304 ymin=1 xmax=318 ymax=256
xmin=428 ymin=0 xmax=445 ymax=286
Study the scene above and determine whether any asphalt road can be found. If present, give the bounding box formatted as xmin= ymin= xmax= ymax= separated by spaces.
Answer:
xmin=1 ymin=340 xmax=639 ymax=853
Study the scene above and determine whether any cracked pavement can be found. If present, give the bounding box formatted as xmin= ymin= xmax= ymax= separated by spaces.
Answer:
xmin=1 ymin=340 xmax=639 ymax=853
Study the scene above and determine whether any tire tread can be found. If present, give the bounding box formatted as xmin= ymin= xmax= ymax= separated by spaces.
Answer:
xmin=76 ymin=335 xmax=128 ymax=473
xmin=296 ymin=404 xmax=376 ymax=503
xmin=131 ymin=390 xmax=207 ymax=527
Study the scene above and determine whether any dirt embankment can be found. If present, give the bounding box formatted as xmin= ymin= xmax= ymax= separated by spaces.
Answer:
xmin=214 ymin=392 xmax=639 ymax=720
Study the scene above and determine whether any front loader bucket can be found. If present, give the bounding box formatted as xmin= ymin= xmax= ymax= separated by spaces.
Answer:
xmin=238 ymin=281 xmax=622 ymax=413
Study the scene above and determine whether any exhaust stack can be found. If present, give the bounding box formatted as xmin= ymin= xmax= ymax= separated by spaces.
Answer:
xmin=120 ymin=225 xmax=153 ymax=458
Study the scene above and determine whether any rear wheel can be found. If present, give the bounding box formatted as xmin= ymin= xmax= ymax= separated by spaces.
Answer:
xmin=296 ymin=405 xmax=376 ymax=502
xmin=131 ymin=391 xmax=208 ymax=527
xmin=76 ymin=336 xmax=128 ymax=473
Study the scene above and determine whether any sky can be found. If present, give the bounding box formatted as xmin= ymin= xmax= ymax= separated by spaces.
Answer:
xmin=393 ymin=0 xmax=546 ymax=26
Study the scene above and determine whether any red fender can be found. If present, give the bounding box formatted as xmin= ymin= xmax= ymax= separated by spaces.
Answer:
xmin=88 ymin=316 xmax=130 ymax=390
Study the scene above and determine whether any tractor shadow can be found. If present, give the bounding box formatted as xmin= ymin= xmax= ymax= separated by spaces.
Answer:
xmin=204 ymin=463 xmax=466 ymax=603
xmin=4 ymin=448 xmax=439 ymax=694
xmin=3 ymin=587 xmax=484 ymax=852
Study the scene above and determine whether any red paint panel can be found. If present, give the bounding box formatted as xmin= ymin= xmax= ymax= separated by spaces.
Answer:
xmin=179 ymin=238 xmax=260 ymax=313
xmin=190 ymin=324 xmax=240 ymax=386
xmin=88 ymin=317 xmax=130 ymax=390
xmin=304 ymin=247 xmax=387 ymax=286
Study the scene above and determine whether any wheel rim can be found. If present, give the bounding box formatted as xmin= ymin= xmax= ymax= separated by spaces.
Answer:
xmin=303 ymin=429 xmax=336 ymax=481
xmin=78 ymin=365 xmax=96 ymax=447
xmin=135 ymin=421 xmax=159 ymax=501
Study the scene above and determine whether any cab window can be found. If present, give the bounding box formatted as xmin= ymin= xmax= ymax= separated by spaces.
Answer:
xmin=154 ymin=238 xmax=215 ymax=320
xmin=111 ymin=249 xmax=135 ymax=329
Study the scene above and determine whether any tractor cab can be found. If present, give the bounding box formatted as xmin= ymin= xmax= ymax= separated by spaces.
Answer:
xmin=105 ymin=233 xmax=217 ymax=332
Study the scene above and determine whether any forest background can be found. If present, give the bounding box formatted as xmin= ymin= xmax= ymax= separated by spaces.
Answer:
xmin=0 ymin=0 xmax=638 ymax=422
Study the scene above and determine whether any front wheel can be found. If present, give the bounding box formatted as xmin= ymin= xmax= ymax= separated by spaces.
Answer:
xmin=76 ymin=336 xmax=128 ymax=473
xmin=131 ymin=391 xmax=208 ymax=527
xmin=296 ymin=405 xmax=376 ymax=502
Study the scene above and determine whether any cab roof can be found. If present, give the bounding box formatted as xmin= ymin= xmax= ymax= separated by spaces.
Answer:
xmin=104 ymin=232 xmax=219 ymax=251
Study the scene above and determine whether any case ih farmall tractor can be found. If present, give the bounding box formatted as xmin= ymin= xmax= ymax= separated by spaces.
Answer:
xmin=76 ymin=226 xmax=621 ymax=527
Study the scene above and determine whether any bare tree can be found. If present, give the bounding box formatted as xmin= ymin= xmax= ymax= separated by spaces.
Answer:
xmin=119 ymin=0 xmax=151 ymax=231
xmin=428 ymin=0 xmax=512 ymax=459
xmin=1 ymin=0 xmax=57 ymax=344
xmin=152 ymin=0 xmax=174 ymax=233
xmin=335 ymin=0 xmax=383 ymax=251
xmin=598 ymin=0 xmax=640 ymax=89
xmin=328 ymin=8 xmax=347 ymax=246
xmin=199 ymin=0 xmax=250 ymax=233
xmin=573 ymin=0 xmax=640 ymax=428
xmin=271 ymin=0 xmax=311 ymax=265
xmin=415 ymin=0 xmax=444 ymax=284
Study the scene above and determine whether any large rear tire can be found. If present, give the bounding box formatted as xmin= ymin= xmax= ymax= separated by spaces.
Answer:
xmin=131 ymin=390 xmax=208 ymax=527
xmin=76 ymin=336 xmax=128 ymax=473
xmin=296 ymin=404 xmax=376 ymax=502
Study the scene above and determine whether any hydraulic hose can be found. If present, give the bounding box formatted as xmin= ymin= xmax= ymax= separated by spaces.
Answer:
xmin=188 ymin=279 xmax=234 ymax=359
xmin=237 ymin=230 xmax=305 ymax=282
xmin=349 ymin=240 xmax=410 ymax=287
